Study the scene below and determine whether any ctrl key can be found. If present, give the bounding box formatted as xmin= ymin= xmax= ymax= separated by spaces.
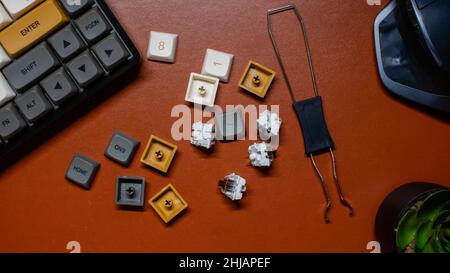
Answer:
xmin=66 ymin=153 xmax=100 ymax=189
xmin=0 ymin=103 xmax=27 ymax=141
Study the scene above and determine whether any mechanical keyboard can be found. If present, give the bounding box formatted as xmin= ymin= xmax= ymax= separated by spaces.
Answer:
xmin=0 ymin=0 xmax=140 ymax=170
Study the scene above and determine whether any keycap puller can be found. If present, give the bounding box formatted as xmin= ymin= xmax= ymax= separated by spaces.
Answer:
xmin=267 ymin=4 xmax=354 ymax=223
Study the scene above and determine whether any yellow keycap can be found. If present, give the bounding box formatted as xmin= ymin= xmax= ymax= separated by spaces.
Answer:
xmin=0 ymin=0 xmax=68 ymax=58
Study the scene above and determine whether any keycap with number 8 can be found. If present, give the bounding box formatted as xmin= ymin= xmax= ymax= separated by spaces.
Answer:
xmin=147 ymin=31 xmax=178 ymax=63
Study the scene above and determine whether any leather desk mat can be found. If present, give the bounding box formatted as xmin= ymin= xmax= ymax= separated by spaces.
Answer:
xmin=0 ymin=0 xmax=449 ymax=252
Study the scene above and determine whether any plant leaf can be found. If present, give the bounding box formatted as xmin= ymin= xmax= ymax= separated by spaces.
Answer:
xmin=422 ymin=238 xmax=435 ymax=253
xmin=433 ymin=211 xmax=450 ymax=227
xmin=438 ymin=228 xmax=450 ymax=252
xmin=415 ymin=220 xmax=434 ymax=251
xmin=434 ymin=225 xmax=447 ymax=253
xmin=417 ymin=190 xmax=450 ymax=222
xmin=422 ymin=228 xmax=446 ymax=253
xmin=434 ymin=238 xmax=446 ymax=253
xmin=396 ymin=208 xmax=423 ymax=250
xmin=443 ymin=236 xmax=450 ymax=253
xmin=441 ymin=229 xmax=450 ymax=244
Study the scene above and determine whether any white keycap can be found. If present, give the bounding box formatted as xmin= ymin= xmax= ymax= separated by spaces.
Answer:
xmin=185 ymin=73 xmax=219 ymax=107
xmin=1 ymin=0 xmax=45 ymax=19
xmin=0 ymin=73 xmax=16 ymax=107
xmin=0 ymin=45 xmax=11 ymax=69
xmin=147 ymin=31 xmax=178 ymax=63
xmin=201 ymin=48 xmax=234 ymax=82
xmin=0 ymin=3 xmax=12 ymax=30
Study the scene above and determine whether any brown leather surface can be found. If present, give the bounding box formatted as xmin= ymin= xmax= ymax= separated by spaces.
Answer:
xmin=0 ymin=0 xmax=449 ymax=253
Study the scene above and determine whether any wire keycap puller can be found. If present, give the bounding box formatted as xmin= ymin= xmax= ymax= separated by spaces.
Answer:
xmin=267 ymin=4 xmax=354 ymax=223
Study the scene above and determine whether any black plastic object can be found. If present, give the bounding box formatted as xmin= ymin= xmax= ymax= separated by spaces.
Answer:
xmin=374 ymin=0 xmax=450 ymax=113
xmin=375 ymin=182 xmax=446 ymax=253
xmin=0 ymin=0 xmax=141 ymax=171
xmin=399 ymin=0 xmax=450 ymax=74
xmin=293 ymin=96 xmax=334 ymax=155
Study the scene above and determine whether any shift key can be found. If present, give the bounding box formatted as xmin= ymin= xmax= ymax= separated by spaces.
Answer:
xmin=3 ymin=43 xmax=60 ymax=92
xmin=0 ymin=0 xmax=68 ymax=58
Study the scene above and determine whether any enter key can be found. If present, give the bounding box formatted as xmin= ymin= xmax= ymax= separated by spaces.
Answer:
xmin=0 ymin=0 xmax=68 ymax=58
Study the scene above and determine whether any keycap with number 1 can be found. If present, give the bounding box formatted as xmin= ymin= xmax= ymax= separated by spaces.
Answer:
xmin=201 ymin=48 xmax=234 ymax=82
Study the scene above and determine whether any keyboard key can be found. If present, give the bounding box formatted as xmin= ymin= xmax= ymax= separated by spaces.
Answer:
xmin=0 ymin=0 xmax=141 ymax=171
xmin=75 ymin=7 xmax=111 ymax=44
xmin=104 ymin=131 xmax=140 ymax=167
xmin=185 ymin=72 xmax=219 ymax=107
xmin=0 ymin=103 xmax=26 ymax=141
xmin=1 ymin=0 xmax=45 ymax=19
xmin=59 ymin=0 xmax=93 ymax=17
xmin=201 ymin=49 xmax=234 ymax=82
xmin=0 ymin=73 xmax=15 ymax=107
xmin=116 ymin=176 xmax=146 ymax=207
xmin=149 ymin=184 xmax=188 ymax=223
xmin=15 ymin=86 xmax=52 ymax=123
xmin=239 ymin=61 xmax=276 ymax=98
xmin=93 ymin=34 xmax=129 ymax=70
xmin=0 ymin=0 xmax=68 ymax=58
xmin=147 ymin=31 xmax=178 ymax=63
xmin=65 ymin=153 xmax=100 ymax=189
xmin=215 ymin=109 xmax=245 ymax=141
xmin=48 ymin=25 xmax=85 ymax=61
xmin=0 ymin=4 xmax=12 ymax=30
xmin=140 ymin=135 xmax=178 ymax=173
xmin=40 ymin=68 xmax=78 ymax=105
xmin=67 ymin=50 xmax=104 ymax=87
xmin=3 ymin=43 xmax=60 ymax=92
xmin=0 ymin=45 xmax=11 ymax=69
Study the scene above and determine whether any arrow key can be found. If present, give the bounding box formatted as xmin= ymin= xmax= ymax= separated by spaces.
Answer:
xmin=40 ymin=68 xmax=78 ymax=106
xmin=93 ymin=34 xmax=129 ymax=71
xmin=48 ymin=25 xmax=85 ymax=61
xmin=67 ymin=50 xmax=104 ymax=87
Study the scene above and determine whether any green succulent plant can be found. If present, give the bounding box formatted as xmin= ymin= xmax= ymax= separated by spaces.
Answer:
xmin=396 ymin=189 xmax=450 ymax=253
